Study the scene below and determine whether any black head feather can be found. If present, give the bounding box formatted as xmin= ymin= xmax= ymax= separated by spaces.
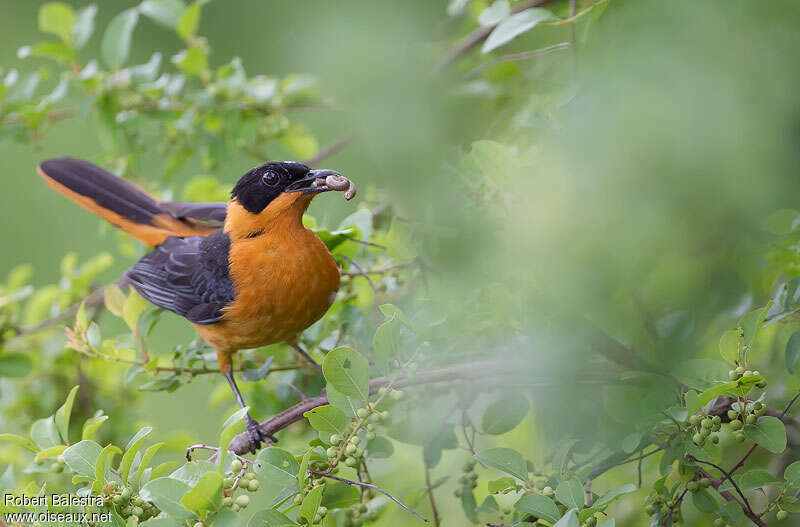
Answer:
xmin=231 ymin=161 xmax=311 ymax=214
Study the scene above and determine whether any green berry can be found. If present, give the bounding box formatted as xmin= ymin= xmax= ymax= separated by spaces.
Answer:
xmin=535 ymin=480 xmax=546 ymax=490
xmin=365 ymin=431 xmax=376 ymax=440
xmin=381 ymin=411 xmax=390 ymax=420
xmin=752 ymin=370 xmax=760 ymax=377
xmin=366 ymin=424 xmax=375 ymax=432
xmin=313 ymin=513 xmax=322 ymax=524
xmin=132 ymin=506 xmax=144 ymax=517
xmin=756 ymin=406 xmax=766 ymax=416
xmin=730 ymin=419 xmax=742 ymax=430
xmin=714 ymin=519 xmax=725 ymax=527
xmin=223 ymin=477 xmax=234 ymax=488
xmin=223 ymin=497 xmax=233 ymax=507
xmin=756 ymin=381 xmax=767 ymax=389
xmin=390 ymin=390 xmax=404 ymax=401
xmin=354 ymin=447 xmax=364 ymax=458
xmin=777 ymin=510 xmax=788 ymax=521
xmin=51 ymin=462 xmax=62 ymax=473
xmin=248 ymin=479 xmax=260 ymax=491
xmin=542 ymin=486 xmax=554 ymax=497
xmin=454 ymin=489 xmax=462 ymax=497
xmin=727 ymin=410 xmax=738 ymax=420
xmin=318 ymin=506 xmax=328 ymax=517
xmin=459 ymin=475 xmax=468 ymax=484
xmin=230 ymin=459 xmax=243 ymax=473
xmin=700 ymin=478 xmax=711 ymax=488
xmin=710 ymin=433 xmax=720 ymax=444
xmin=728 ymin=370 xmax=737 ymax=380
xmin=692 ymin=433 xmax=704 ymax=445
xmin=712 ymin=415 xmax=721 ymax=425
xmin=345 ymin=443 xmax=357 ymax=455
xmin=235 ymin=495 xmax=250 ymax=508
xmin=735 ymin=432 xmax=746 ymax=442
xmin=57 ymin=455 xmax=66 ymax=465
xmin=585 ymin=517 xmax=597 ymax=527
xmin=746 ymin=415 xmax=757 ymax=425
xmin=345 ymin=456 xmax=358 ymax=467
xmin=113 ymin=495 xmax=122 ymax=504
xmin=735 ymin=366 xmax=745 ymax=375
xmin=350 ymin=435 xmax=361 ymax=445
xmin=470 ymin=480 xmax=478 ymax=488
xmin=743 ymin=370 xmax=753 ymax=378
xmin=689 ymin=415 xmax=701 ymax=425
xmin=645 ymin=504 xmax=656 ymax=516
xmin=231 ymin=504 xmax=240 ymax=513
xmin=327 ymin=446 xmax=338 ymax=458
xmin=331 ymin=434 xmax=342 ymax=445
xmin=244 ymin=472 xmax=255 ymax=481
xmin=294 ymin=494 xmax=303 ymax=504
xmin=359 ymin=504 xmax=368 ymax=514
xmin=194 ymin=523 xmax=203 ymax=527
xmin=357 ymin=408 xmax=369 ymax=419
xmin=701 ymin=418 xmax=712 ymax=429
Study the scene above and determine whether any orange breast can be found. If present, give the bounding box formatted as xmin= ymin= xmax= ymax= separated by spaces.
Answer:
xmin=196 ymin=225 xmax=340 ymax=353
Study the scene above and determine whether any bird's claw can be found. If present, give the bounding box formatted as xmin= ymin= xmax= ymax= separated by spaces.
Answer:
xmin=245 ymin=415 xmax=277 ymax=454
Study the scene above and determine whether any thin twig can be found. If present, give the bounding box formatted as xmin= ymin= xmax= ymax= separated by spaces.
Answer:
xmin=290 ymin=342 xmax=322 ymax=373
xmin=462 ymin=43 xmax=570 ymax=80
xmin=308 ymin=470 xmax=428 ymax=522
xmin=336 ymin=255 xmax=381 ymax=321
xmin=342 ymin=260 xmax=416 ymax=277
xmin=424 ymin=463 xmax=441 ymax=527
xmin=687 ymin=456 xmax=754 ymax=518
xmin=303 ymin=135 xmax=355 ymax=167
xmin=343 ymin=235 xmax=387 ymax=250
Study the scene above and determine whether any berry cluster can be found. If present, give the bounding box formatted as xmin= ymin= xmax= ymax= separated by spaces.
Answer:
xmin=689 ymin=414 xmax=722 ymax=446
xmin=726 ymin=401 xmax=766 ymax=442
xmin=453 ymin=460 xmax=478 ymax=497
xmin=106 ymin=482 xmax=160 ymax=523
xmin=342 ymin=502 xmax=378 ymax=527
xmin=644 ymin=494 xmax=682 ymax=522
xmin=728 ymin=366 xmax=767 ymax=389
xmin=218 ymin=459 xmax=259 ymax=513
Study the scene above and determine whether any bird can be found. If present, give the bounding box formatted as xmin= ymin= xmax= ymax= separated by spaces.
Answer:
xmin=38 ymin=157 xmax=355 ymax=452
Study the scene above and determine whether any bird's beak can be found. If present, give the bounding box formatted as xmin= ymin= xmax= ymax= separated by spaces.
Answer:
xmin=284 ymin=169 xmax=356 ymax=200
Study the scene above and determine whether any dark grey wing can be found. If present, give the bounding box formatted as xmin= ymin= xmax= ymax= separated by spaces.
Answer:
xmin=123 ymin=230 xmax=235 ymax=325
xmin=159 ymin=202 xmax=227 ymax=226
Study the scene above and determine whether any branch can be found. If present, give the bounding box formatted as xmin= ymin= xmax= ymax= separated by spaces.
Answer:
xmin=228 ymin=360 xmax=526 ymax=455
xmin=342 ymin=260 xmax=416 ymax=277
xmin=309 ymin=469 xmax=428 ymax=522
xmin=687 ymin=456 xmax=755 ymax=519
xmin=14 ymin=285 xmax=106 ymax=337
xmin=462 ymin=42 xmax=570 ymax=80
xmin=440 ymin=0 xmax=559 ymax=69
xmin=695 ymin=467 xmax=767 ymax=527
xmin=303 ymin=134 xmax=355 ymax=167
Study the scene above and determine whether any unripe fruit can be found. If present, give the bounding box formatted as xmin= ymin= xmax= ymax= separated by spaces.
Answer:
xmin=132 ymin=506 xmax=144 ymax=517
xmin=235 ymin=495 xmax=250 ymax=508
xmin=313 ymin=513 xmax=322 ymax=524
xmin=230 ymin=459 xmax=243 ymax=473
xmin=331 ymin=434 xmax=342 ymax=445
xmin=536 ymin=480 xmax=546 ymax=490
xmin=687 ymin=481 xmax=698 ymax=492
xmin=459 ymin=475 xmax=468 ymax=484
xmin=689 ymin=415 xmax=700 ymax=426
xmin=701 ymin=418 xmax=712 ymax=429
xmin=756 ymin=381 xmax=767 ymax=389
xmin=294 ymin=494 xmax=303 ymax=504
xmin=365 ymin=432 xmax=376 ymax=440
xmin=454 ymin=489 xmax=462 ymax=497
xmin=728 ymin=370 xmax=737 ymax=380
xmin=470 ymin=480 xmax=478 ymax=488
xmin=359 ymin=504 xmax=368 ymax=514
xmin=712 ymin=415 xmax=721 ymax=425
xmin=248 ymin=479 xmax=259 ymax=491
xmin=543 ymin=486 xmax=554 ymax=498
xmin=327 ymin=447 xmax=338 ymax=458
xmin=346 ymin=444 xmax=357 ymax=455
xmin=51 ymin=462 xmax=62 ymax=473
xmin=381 ymin=411 xmax=390 ymax=420
xmin=756 ymin=406 xmax=766 ymax=416
xmin=645 ymin=504 xmax=656 ymax=516
xmin=735 ymin=366 xmax=744 ymax=375
xmin=244 ymin=472 xmax=255 ymax=481
xmin=743 ymin=370 xmax=753 ymax=378
xmin=223 ymin=477 xmax=234 ymax=488
xmin=777 ymin=510 xmax=788 ymax=520
xmin=746 ymin=415 xmax=757 ymax=425
xmin=692 ymin=433 xmax=704 ymax=445
xmin=727 ymin=410 xmax=738 ymax=420
xmin=194 ymin=523 xmax=203 ymax=527
xmin=710 ymin=433 xmax=720 ymax=444
xmin=351 ymin=436 xmax=361 ymax=445
xmin=345 ymin=456 xmax=358 ymax=467
xmin=700 ymin=478 xmax=711 ymax=488
xmin=357 ymin=408 xmax=369 ymax=419
xmin=752 ymin=370 xmax=760 ymax=377
xmin=231 ymin=504 xmax=240 ymax=513
xmin=730 ymin=419 xmax=743 ymax=430
xmin=586 ymin=517 xmax=597 ymax=527
xmin=318 ymin=506 xmax=328 ymax=516
xmin=223 ymin=497 xmax=233 ymax=507
xmin=714 ymin=519 xmax=725 ymax=527
xmin=354 ymin=447 xmax=364 ymax=458
xmin=113 ymin=495 xmax=122 ymax=504
xmin=390 ymin=390 xmax=404 ymax=401
xmin=735 ymin=432 xmax=746 ymax=442
xmin=57 ymin=455 xmax=66 ymax=465
xmin=366 ymin=424 xmax=375 ymax=432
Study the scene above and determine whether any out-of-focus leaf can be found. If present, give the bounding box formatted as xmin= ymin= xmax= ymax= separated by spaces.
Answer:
xmin=299 ymin=485 xmax=323 ymax=525
xmin=763 ymin=209 xmax=799 ymax=234
xmin=366 ymin=436 xmax=394 ymax=458
xmin=31 ymin=416 xmax=60 ymax=449
xmin=101 ymin=8 xmax=139 ymax=68
xmin=177 ymin=2 xmax=201 ymax=41
xmin=719 ymin=330 xmax=740 ymax=364
xmin=482 ymin=394 xmax=529 ymax=435
xmin=482 ymin=8 xmax=556 ymax=53
xmin=54 ymin=385 xmax=79 ymax=443
xmin=0 ymin=433 xmax=39 ymax=452
xmin=478 ymin=1 xmax=510 ymax=26
xmin=473 ymin=447 xmax=528 ymax=482
xmin=38 ymin=2 xmax=76 ymax=43
xmin=786 ymin=329 xmax=800 ymax=374
xmin=140 ymin=0 xmax=186 ymax=28
xmin=72 ymin=4 xmax=97 ymax=48
xmin=0 ymin=353 xmax=32 ymax=378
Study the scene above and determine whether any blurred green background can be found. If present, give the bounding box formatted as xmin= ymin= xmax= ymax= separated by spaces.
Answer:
xmin=2 ymin=0 xmax=800 ymax=525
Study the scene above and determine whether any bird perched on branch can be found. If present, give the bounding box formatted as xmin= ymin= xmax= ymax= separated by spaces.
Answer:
xmin=38 ymin=157 xmax=356 ymax=452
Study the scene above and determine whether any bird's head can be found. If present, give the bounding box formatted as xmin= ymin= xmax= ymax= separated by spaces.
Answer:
xmin=226 ymin=161 xmax=355 ymax=239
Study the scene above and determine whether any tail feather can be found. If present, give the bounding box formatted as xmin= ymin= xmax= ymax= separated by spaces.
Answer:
xmin=39 ymin=157 xmax=217 ymax=246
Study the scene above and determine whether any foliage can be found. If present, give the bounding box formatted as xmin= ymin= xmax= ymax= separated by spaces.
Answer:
xmin=1 ymin=1 xmax=800 ymax=527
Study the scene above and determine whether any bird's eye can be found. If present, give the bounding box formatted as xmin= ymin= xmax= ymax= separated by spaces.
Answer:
xmin=261 ymin=172 xmax=279 ymax=185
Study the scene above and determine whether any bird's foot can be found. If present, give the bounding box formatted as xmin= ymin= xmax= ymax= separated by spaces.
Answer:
xmin=245 ymin=415 xmax=277 ymax=454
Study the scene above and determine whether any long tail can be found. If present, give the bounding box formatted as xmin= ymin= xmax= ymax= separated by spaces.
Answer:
xmin=38 ymin=157 xmax=219 ymax=246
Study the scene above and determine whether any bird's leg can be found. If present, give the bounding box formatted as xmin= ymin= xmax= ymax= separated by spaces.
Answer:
xmin=289 ymin=341 xmax=322 ymax=373
xmin=223 ymin=370 xmax=278 ymax=453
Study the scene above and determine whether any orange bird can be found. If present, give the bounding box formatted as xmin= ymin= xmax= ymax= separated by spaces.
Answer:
xmin=38 ymin=158 xmax=355 ymax=452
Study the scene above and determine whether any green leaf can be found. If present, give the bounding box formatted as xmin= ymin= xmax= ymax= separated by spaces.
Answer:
xmin=0 ymin=353 xmax=32 ymax=378
xmin=120 ymin=427 xmax=152 ymax=483
xmin=304 ymin=405 xmax=347 ymax=438
xmin=719 ymin=330 xmax=740 ymax=364
xmin=690 ymin=487 xmax=719 ymax=513
xmin=515 ymin=494 xmax=560 ymax=523
xmin=123 ymin=290 xmax=149 ymax=332
xmin=478 ymin=1 xmax=510 ymax=26
xmin=217 ymin=407 xmax=248 ymax=470
xmin=372 ymin=313 xmax=401 ymax=373
xmin=473 ymin=447 xmax=528 ymax=482
xmin=170 ymin=461 xmax=216 ymax=487
xmin=594 ymin=483 xmax=636 ymax=507
xmin=366 ymin=436 xmax=394 ymax=458
xmin=93 ymin=444 xmax=122 ymax=492
xmin=481 ymin=394 xmax=529 ymax=435
xmin=138 ymin=442 xmax=165 ymax=486
xmin=555 ymin=478 xmax=585 ymax=509
xmin=763 ymin=208 xmax=799 ymax=234
xmin=325 ymin=383 xmax=362 ymax=417
xmin=247 ymin=509 xmax=297 ymax=527
xmin=321 ymin=482 xmax=360 ymax=509
xmin=54 ymin=385 xmax=79 ymax=444
xmin=743 ymin=416 xmax=786 ymax=454
xmin=31 ymin=416 xmax=61 ymax=449
xmin=177 ymin=1 xmax=201 ymax=40
xmin=180 ymin=471 xmax=223 ymax=518
xmin=38 ymin=2 xmax=76 ymax=43
xmin=254 ymin=447 xmax=300 ymax=488
xmin=482 ymin=8 xmax=555 ymax=53
xmin=785 ymin=461 xmax=800 ymax=491
xmin=0 ymin=433 xmax=39 ymax=452
xmin=786 ymin=329 xmax=800 ymax=374
xmin=104 ymin=284 xmax=127 ymax=317
xmin=298 ymin=450 xmax=312 ymax=489
xmin=139 ymin=0 xmax=186 ymax=28
xmin=72 ymin=4 xmax=97 ymax=48
xmin=62 ymin=439 xmax=102 ymax=477
xmin=322 ymin=347 xmax=370 ymax=400
xmin=34 ymin=445 xmax=66 ymax=464
xmin=487 ymin=477 xmax=516 ymax=494
xmin=716 ymin=500 xmax=748 ymax=527
xmin=718 ymin=470 xmax=779 ymax=493
xmin=738 ymin=303 xmax=772 ymax=353
xmin=101 ymin=8 xmax=139 ymax=68
xmin=553 ymin=509 xmax=579 ymax=527
xmin=299 ymin=485 xmax=323 ymax=524
xmin=461 ymin=482 xmax=478 ymax=523
xmin=82 ymin=414 xmax=109 ymax=440
xmin=139 ymin=477 xmax=194 ymax=521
